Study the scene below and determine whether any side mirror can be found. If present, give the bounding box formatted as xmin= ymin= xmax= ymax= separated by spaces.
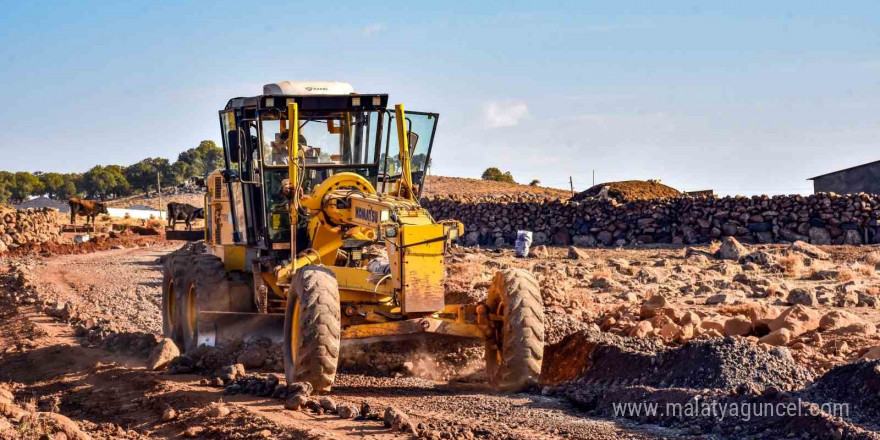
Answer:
xmin=227 ymin=130 xmax=240 ymax=162
xmin=408 ymin=131 xmax=419 ymax=152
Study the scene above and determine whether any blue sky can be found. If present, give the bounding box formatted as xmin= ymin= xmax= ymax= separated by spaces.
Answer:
xmin=1 ymin=1 xmax=879 ymax=195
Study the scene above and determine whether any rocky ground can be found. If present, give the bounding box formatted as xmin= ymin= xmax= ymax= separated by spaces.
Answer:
xmin=0 ymin=236 xmax=879 ymax=439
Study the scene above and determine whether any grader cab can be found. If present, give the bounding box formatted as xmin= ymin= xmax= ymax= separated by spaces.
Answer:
xmin=162 ymin=81 xmax=544 ymax=392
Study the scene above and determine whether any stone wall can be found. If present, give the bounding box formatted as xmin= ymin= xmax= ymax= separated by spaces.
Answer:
xmin=422 ymin=192 xmax=880 ymax=247
xmin=0 ymin=207 xmax=63 ymax=253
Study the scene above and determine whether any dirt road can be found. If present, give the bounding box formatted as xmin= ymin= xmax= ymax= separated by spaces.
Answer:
xmin=0 ymin=244 xmax=681 ymax=440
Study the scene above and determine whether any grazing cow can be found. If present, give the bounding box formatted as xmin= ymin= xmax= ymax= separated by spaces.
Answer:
xmin=68 ymin=198 xmax=109 ymax=225
xmin=167 ymin=202 xmax=204 ymax=231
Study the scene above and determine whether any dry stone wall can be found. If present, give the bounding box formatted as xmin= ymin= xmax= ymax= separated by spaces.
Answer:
xmin=0 ymin=207 xmax=63 ymax=253
xmin=422 ymin=192 xmax=880 ymax=247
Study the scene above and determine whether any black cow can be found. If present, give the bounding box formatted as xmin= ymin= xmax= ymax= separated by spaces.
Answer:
xmin=69 ymin=198 xmax=109 ymax=225
xmin=167 ymin=202 xmax=204 ymax=231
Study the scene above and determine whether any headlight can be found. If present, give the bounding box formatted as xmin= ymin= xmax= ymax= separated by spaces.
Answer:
xmin=384 ymin=225 xmax=398 ymax=238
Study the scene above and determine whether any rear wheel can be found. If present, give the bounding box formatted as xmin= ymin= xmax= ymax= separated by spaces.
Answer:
xmin=484 ymin=269 xmax=545 ymax=392
xmin=283 ymin=266 xmax=341 ymax=392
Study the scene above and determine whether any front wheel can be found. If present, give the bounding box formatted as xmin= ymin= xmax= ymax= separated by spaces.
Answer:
xmin=283 ymin=266 xmax=341 ymax=392
xmin=178 ymin=254 xmax=228 ymax=352
xmin=161 ymin=270 xmax=182 ymax=347
xmin=485 ymin=269 xmax=545 ymax=392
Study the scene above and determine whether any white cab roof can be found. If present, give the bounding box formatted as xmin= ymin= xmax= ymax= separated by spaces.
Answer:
xmin=263 ymin=81 xmax=355 ymax=96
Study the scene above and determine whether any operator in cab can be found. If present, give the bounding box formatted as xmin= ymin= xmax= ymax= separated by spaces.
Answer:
xmin=265 ymin=132 xmax=311 ymax=166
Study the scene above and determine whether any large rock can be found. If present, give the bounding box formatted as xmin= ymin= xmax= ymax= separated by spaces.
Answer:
xmin=759 ymin=328 xmax=792 ymax=346
xmin=146 ymin=338 xmax=180 ymax=371
xmin=237 ymin=347 xmax=268 ymax=369
xmin=746 ymin=302 xmax=780 ymax=327
xmin=819 ymin=310 xmax=863 ymax=332
xmin=786 ymin=288 xmax=817 ymax=306
xmin=789 ymin=240 xmax=829 ymax=260
xmin=724 ymin=317 xmax=752 ymax=336
xmin=843 ymin=229 xmax=863 ymax=246
xmin=567 ymin=246 xmax=589 ymax=260
xmin=572 ymin=235 xmax=597 ymax=247
xmin=639 ymin=295 xmax=668 ymax=319
xmin=768 ymin=305 xmax=820 ymax=336
xmin=38 ymin=412 xmax=93 ymax=440
xmin=628 ymin=321 xmax=654 ymax=338
xmin=716 ymin=237 xmax=747 ymax=260
xmin=808 ymin=227 xmax=831 ymax=245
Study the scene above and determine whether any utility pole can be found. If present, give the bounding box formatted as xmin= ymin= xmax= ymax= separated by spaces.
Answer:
xmin=157 ymin=172 xmax=162 ymax=221
xmin=569 ymin=176 xmax=574 ymax=197
xmin=592 ymin=170 xmax=595 ymax=187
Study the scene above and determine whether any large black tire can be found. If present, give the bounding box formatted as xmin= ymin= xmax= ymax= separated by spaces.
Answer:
xmin=484 ymin=268 xmax=545 ymax=393
xmin=161 ymin=270 xmax=181 ymax=346
xmin=179 ymin=254 xmax=229 ymax=352
xmin=162 ymin=251 xmax=193 ymax=348
xmin=283 ymin=266 xmax=341 ymax=392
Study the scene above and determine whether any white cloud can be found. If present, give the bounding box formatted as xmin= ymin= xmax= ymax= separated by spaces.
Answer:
xmin=362 ymin=23 xmax=386 ymax=36
xmin=483 ymin=101 xmax=529 ymax=128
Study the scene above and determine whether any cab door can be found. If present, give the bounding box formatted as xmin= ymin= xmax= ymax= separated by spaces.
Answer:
xmin=379 ymin=111 xmax=439 ymax=197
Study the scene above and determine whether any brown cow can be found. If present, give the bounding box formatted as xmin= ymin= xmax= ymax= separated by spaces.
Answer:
xmin=69 ymin=198 xmax=109 ymax=225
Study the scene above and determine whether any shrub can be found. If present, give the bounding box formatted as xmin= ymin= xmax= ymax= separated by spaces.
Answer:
xmin=481 ymin=167 xmax=516 ymax=184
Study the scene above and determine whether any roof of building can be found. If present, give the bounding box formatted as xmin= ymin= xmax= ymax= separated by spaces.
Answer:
xmin=808 ymin=159 xmax=880 ymax=180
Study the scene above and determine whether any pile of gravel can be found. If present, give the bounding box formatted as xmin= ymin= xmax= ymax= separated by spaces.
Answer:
xmin=800 ymin=360 xmax=880 ymax=428
xmin=546 ymin=332 xmax=812 ymax=392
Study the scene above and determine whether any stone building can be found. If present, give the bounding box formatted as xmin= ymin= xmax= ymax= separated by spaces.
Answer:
xmin=809 ymin=160 xmax=880 ymax=195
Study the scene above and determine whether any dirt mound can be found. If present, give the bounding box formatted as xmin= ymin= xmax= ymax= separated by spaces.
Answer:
xmin=801 ymin=360 xmax=880 ymax=427
xmin=571 ymin=180 xmax=681 ymax=203
xmin=544 ymin=331 xmax=812 ymax=392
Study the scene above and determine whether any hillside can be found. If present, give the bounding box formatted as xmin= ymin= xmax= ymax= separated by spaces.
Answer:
xmin=422 ymin=176 xmax=571 ymax=199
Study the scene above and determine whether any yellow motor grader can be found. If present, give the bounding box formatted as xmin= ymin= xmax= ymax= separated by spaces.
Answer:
xmin=162 ymin=81 xmax=543 ymax=392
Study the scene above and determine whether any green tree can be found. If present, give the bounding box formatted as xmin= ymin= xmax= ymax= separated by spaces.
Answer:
xmin=178 ymin=140 xmax=224 ymax=179
xmin=83 ymin=165 xmax=130 ymax=199
xmin=125 ymin=157 xmax=172 ymax=193
xmin=9 ymin=172 xmax=43 ymax=203
xmin=38 ymin=172 xmax=66 ymax=198
xmin=481 ymin=167 xmax=516 ymax=184
xmin=529 ymin=179 xmax=540 ymax=186
xmin=0 ymin=171 xmax=13 ymax=205
xmin=169 ymin=161 xmax=190 ymax=185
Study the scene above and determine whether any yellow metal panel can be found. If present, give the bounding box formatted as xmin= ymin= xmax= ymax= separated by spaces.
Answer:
xmin=331 ymin=266 xmax=394 ymax=296
xmin=399 ymin=223 xmax=445 ymax=313
xmin=223 ymin=245 xmax=246 ymax=272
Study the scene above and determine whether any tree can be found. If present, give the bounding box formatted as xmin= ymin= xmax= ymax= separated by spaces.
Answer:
xmin=38 ymin=172 xmax=66 ymax=198
xmin=178 ymin=140 xmax=224 ymax=179
xmin=82 ymin=165 xmax=130 ymax=199
xmin=0 ymin=171 xmax=12 ymax=205
xmin=9 ymin=172 xmax=43 ymax=203
xmin=529 ymin=179 xmax=540 ymax=186
xmin=481 ymin=167 xmax=516 ymax=184
xmin=125 ymin=157 xmax=171 ymax=194
xmin=169 ymin=161 xmax=190 ymax=186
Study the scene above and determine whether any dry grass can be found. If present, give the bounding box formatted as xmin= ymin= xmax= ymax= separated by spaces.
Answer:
xmin=708 ymin=241 xmax=721 ymax=254
xmin=837 ymin=267 xmax=857 ymax=283
xmin=851 ymin=262 xmax=874 ymax=277
xmin=866 ymin=251 xmax=880 ymax=267
xmin=778 ymin=254 xmax=804 ymax=278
